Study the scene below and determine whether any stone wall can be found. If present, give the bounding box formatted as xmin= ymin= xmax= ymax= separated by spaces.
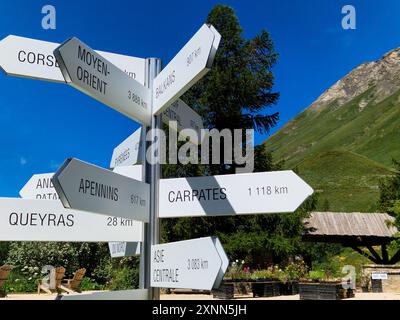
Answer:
xmin=362 ymin=265 xmax=400 ymax=293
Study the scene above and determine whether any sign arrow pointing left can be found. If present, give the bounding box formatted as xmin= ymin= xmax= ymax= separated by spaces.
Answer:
xmin=54 ymin=37 xmax=151 ymax=125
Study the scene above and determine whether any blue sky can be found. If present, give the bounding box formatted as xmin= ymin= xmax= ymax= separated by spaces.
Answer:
xmin=0 ymin=0 xmax=399 ymax=196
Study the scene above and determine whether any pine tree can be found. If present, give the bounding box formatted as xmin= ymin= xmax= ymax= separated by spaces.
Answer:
xmin=161 ymin=5 xmax=314 ymax=265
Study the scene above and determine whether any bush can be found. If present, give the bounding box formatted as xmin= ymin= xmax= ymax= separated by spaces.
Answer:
xmin=108 ymin=267 xmax=139 ymax=290
xmin=4 ymin=269 xmax=41 ymax=293
xmin=0 ymin=242 xmax=10 ymax=265
xmin=6 ymin=242 xmax=109 ymax=281
xmin=79 ymin=277 xmax=106 ymax=291
xmin=308 ymin=270 xmax=326 ymax=281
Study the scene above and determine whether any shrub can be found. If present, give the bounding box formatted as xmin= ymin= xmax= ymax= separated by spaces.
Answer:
xmin=79 ymin=277 xmax=106 ymax=291
xmin=308 ymin=270 xmax=327 ymax=281
xmin=282 ymin=260 xmax=308 ymax=282
xmin=108 ymin=267 xmax=139 ymax=290
xmin=4 ymin=269 xmax=40 ymax=293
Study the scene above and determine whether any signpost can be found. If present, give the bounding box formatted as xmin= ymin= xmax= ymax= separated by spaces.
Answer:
xmin=109 ymin=242 xmax=141 ymax=258
xmin=0 ymin=24 xmax=259 ymax=300
xmin=152 ymin=24 xmax=221 ymax=115
xmin=54 ymin=37 xmax=151 ymax=125
xmin=52 ymin=158 xmax=150 ymax=222
xmin=0 ymin=35 xmax=145 ymax=84
xmin=150 ymin=237 xmax=228 ymax=290
xmin=110 ymin=128 xmax=143 ymax=169
xmin=19 ymin=173 xmax=58 ymax=200
xmin=159 ymin=171 xmax=314 ymax=218
xmin=0 ymin=198 xmax=142 ymax=242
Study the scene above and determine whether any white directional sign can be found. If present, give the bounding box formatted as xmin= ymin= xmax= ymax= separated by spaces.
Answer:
xmin=19 ymin=173 xmax=58 ymax=200
xmin=151 ymin=237 xmax=228 ymax=290
xmin=152 ymin=24 xmax=221 ymax=115
xmin=0 ymin=35 xmax=145 ymax=84
xmin=109 ymin=165 xmax=143 ymax=258
xmin=52 ymin=158 xmax=150 ymax=222
xmin=0 ymin=198 xmax=142 ymax=242
xmin=109 ymin=242 xmax=141 ymax=258
xmin=110 ymin=128 xmax=143 ymax=169
xmin=54 ymin=38 xmax=150 ymax=125
xmin=113 ymin=165 xmax=143 ymax=181
xmin=162 ymin=99 xmax=203 ymax=144
xmin=159 ymin=171 xmax=314 ymax=218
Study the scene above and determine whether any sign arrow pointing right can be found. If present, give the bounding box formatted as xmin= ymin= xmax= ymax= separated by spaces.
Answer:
xmin=151 ymin=237 xmax=228 ymax=291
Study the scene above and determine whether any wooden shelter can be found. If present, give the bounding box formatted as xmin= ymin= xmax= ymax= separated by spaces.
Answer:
xmin=303 ymin=212 xmax=400 ymax=264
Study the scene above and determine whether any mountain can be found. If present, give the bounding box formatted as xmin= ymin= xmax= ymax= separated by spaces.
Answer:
xmin=264 ymin=48 xmax=400 ymax=212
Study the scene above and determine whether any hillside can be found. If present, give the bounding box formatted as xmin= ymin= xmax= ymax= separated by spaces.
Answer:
xmin=295 ymin=151 xmax=393 ymax=212
xmin=264 ymin=48 xmax=400 ymax=212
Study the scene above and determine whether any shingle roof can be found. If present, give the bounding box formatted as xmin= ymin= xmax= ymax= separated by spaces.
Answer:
xmin=304 ymin=212 xmax=398 ymax=238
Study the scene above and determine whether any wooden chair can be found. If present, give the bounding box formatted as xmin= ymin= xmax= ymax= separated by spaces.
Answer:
xmin=37 ymin=266 xmax=66 ymax=294
xmin=0 ymin=265 xmax=14 ymax=298
xmin=60 ymin=268 xmax=86 ymax=294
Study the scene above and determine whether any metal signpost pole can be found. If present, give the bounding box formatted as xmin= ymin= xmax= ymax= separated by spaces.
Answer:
xmin=144 ymin=58 xmax=162 ymax=300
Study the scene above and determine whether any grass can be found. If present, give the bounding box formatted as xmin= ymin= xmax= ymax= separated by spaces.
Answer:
xmin=264 ymin=88 xmax=400 ymax=212
xmin=296 ymin=150 xmax=393 ymax=212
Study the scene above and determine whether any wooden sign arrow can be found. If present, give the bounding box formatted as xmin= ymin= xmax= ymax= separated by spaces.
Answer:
xmin=54 ymin=37 xmax=150 ymax=125
xmin=0 ymin=198 xmax=142 ymax=242
xmin=151 ymin=237 xmax=228 ymax=290
xmin=52 ymin=158 xmax=150 ymax=222
xmin=0 ymin=35 xmax=145 ymax=84
xmin=152 ymin=24 xmax=221 ymax=115
xmin=159 ymin=171 xmax=314 ymax=218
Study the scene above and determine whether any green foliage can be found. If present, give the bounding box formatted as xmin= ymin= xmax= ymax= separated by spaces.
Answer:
xmin=108 ymin=267 xmax=139 ymax=291
xmin=0 ymin=242 xmax=10 ymax=265
xmin=308 ymin=270 xmax=327 ymax=281
xmin=295 ymin=151 xmax=392 ymax=212
xmin=4 ymin=268 xmax=41 ymax=293
xmin=160 ymin=5 xmax=313 ymax=270
xmin=282 ymin=260 xmax=308 ymax=281
xmin=250 ymin=268 xmax=280 ymax=280
xmin=379 ymin=159 xmax=400 ymax=212
xmin=79 ymin=277 xmax=106 ymax=291
xmin=6 ymin=242 xmax=109 ymax=280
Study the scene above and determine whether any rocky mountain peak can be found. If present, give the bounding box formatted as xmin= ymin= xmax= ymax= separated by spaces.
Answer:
xmin=309 ymin=47 xmax=400 ymax=111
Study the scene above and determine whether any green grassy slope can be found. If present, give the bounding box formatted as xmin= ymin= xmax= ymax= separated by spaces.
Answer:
xmin=266 ymin=89 xmax=400 ymax=168
xmin=264 ymin=89 xmax=400 ymax=212
xmin=296 ymin=151 xmax=393 ymax=212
